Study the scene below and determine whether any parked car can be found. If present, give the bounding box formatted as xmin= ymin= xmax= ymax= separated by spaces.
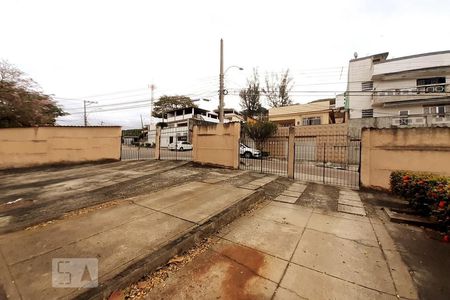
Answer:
xmin=240 ymin=143 xmax=261 ymax=158
xmin=142 ymin=142 xmax=155 ymax=148
xmin=168 ymin=141 xmax=193 ymax=151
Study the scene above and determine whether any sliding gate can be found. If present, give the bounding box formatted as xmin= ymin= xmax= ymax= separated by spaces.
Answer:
xmin=121 ymin=129 xmax=156 ymax=161
xmin=239 ymin=138 xmax=288 ymax=176
xmin=294 ymin=138 xmax=360 ymax=188
xmin=159 ymin=127 xmax=192 ymax=161
xmin=239 ymin=136 xmax=361 ymax=188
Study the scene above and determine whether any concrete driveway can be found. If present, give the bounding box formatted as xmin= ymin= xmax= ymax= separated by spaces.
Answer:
xmin=0 ymin=161 xmax=279 ymax=299
xmin=140 ymin=184 xmax=419 ymax=300
xmin=0 ymin=160 xmax=195 ymax=233
xmin=0 ymin=161 xmax=428 ymax=300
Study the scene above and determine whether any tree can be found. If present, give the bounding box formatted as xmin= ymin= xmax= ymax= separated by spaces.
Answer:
xmin=0 ymin=60 xmax=65 ymax=128
xmin=239 ymin=69 xmax=264 ymax=120
xmin=262 ymin=69 xmax=294 ymax=108
xmin=242 ymin=120 xmax=278 ymax=151
xmin=152 ymin=95 xmax=197 ymax=118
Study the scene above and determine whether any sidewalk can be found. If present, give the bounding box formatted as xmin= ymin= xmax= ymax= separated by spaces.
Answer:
xmin=0 ymin=172 xmax=275 ymax=299
xmin=146 ymin=194 xmax=418 ymax=299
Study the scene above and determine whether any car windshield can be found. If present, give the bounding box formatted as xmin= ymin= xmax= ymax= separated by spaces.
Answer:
xmin=240 ymin=143 xmax=250 ymax=148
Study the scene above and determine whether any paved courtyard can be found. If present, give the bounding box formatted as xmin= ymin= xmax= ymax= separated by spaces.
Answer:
xmin=0 ymin=161 xmax=269 ymax=299
xmin=145 ymin=198 xmax=417 ymax=300
xmin=0 ymin=161 xmax=445 ymax=299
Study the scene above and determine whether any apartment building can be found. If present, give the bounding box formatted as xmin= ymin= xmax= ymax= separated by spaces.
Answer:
xmin=213 ymin=108 xmax=246 ymax=122
xmin=148 ymin=107 xmax=219 ymax=147
xmin=268 ymin=98 xmax=344 ymax=127
xmin=347 ymin=50 xmax=450 ymax=128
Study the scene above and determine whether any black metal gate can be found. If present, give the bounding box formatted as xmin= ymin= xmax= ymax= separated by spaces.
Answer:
xmin=121 ymin=129 xmax=156 ymax=161
xmin=159 ymin=127 xmax=192 ymax=161
xmin=294 ymin=138 xmax=360 ymax=188
xmin=239 ymin=138 xmax=288 ymax=176
xmin=239 ymin=135 xmax=361 ymax=188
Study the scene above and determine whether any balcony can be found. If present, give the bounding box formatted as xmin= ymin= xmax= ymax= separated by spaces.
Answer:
xmin=372 ymin=83 xmax=450 ymax=106
xmin=372 ymin=51 xmax=450 ymax=80
xmin=391 ymin=113 xmax=450 ymax=127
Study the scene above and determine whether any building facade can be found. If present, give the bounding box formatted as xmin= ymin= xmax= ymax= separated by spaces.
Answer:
xmin=213 ymin=108 xmax=246 ymax=122
xmin=148 ymin=107 xmax=219 ymax=147
xmin=268 ymin=99 xmax=343 ymax=127
xmin=347 ymin=50 xmax=450 ymax=128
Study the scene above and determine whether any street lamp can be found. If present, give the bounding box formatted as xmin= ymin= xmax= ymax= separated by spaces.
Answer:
xmin=225 ymin=66 xmax=244 ymax=73
xmin=192 ymin=98 xmax=211 ymax=103
xmin=218 ymin=40 xmax=244 ymax=123
xmin=219 ymin=65 xmax=243 ymax=123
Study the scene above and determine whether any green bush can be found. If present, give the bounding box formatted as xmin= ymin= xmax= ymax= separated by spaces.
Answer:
xmin=390 ymin=171 xmax=450 ymax=235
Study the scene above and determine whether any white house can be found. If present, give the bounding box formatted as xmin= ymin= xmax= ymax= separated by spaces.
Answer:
xmin=347 ymin=50 xmax=450 ymax=127
xmin=148 ymin=107 xmax=219 ymax=147
xmin=213 ymin=108 xmax=246 ymax=122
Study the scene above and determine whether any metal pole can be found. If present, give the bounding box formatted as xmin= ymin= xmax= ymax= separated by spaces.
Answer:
xmin=150 ymin=84 xmax=155 ymax=124
xmin=83 ymin=100 xmax=87 ymax=126
xmin=137 ymin=144 xmax=140 ymax=160
xmin=219 ymin=39 xmax=224 ymax=123
xmin=358 ymin=141 xmax=362 ymax=187
xmin=260 ymin=146 xmax=263 ymax=173
xmin=322 ymin=143 xmax=326 ymax=184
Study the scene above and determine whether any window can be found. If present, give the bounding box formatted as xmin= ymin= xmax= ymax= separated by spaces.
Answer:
xmin=424 ymin=105 xmax=447 ymax=116
xmin=302 ymin=117 xmax=321 ymax=126
xmin=399 ymin=118 xmax=409 ymax=126
xmin=361 ymin=109 xmax=373 ymax=118
xmin=417 ymin=77 xmax=446 ymax=93
xmin=399 ymin=110 xmax=409 ymax=126
xmin=361 ymin=81 xmax=374 ymax=91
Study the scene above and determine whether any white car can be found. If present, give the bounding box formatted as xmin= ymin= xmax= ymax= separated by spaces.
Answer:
xmin=240 ymin=143 xmax=261 ymax=158
xmin=168 ymin=141 xmax=193 ymax=151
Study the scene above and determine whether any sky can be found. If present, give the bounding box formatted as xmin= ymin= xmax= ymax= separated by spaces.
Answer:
xmin=2 ymin=0 xmax=450 ymax=128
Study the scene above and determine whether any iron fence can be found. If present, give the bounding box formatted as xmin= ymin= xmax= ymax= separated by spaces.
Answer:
xmin=159 ymin=127 xmax=192 ymax=161
xmin=294 ymin=139 xmax=360 ymax=188
xmin=121 ymin=143 xmax=155 ymax=161
xmin=239 ymin=138 xmax=288 ymax=176
xmin=239 ymin=135 xmax=361 ymax=188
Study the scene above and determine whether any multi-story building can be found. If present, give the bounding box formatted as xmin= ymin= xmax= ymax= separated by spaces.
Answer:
xmin=347 ymin=50 xmax=450 ymax=131
xmin=268 ymin=98 xmax=344 ymax=127
xmin=213 ymin=108 xmax=246 ymax=122
xmin=148 ymin=107 xmax=219 ymax=147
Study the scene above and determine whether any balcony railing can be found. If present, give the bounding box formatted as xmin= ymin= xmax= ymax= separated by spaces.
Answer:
xmin=372 ymin=83 xmax=450 ymax=105
xmin=391 ymin=113 xmax=450 ymax=127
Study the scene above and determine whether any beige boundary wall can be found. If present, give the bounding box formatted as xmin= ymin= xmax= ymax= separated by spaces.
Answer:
xmin=361 ymin=127 xmax=450 ymax=189
xmin=266 ymin=123 xmax=350 ymax=161
xmin=0 ymin=126 xmax=122 ymax=169
xmin=192 ymin=122 xmax=240 ymax=169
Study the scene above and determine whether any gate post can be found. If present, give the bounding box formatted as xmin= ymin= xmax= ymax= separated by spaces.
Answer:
xmin=287 ymin=126 xmax=295 ymax=179
xmin=155 ymin=127 xmax=161 ymax=160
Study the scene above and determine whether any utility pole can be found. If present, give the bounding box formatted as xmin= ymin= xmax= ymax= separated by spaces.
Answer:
xmin=219 ymin=38 xmax=224 ymax=123
xmin=83 ymin=100 xmax=88 ymax=126
xmin=149 ymin=84 xmax=155 ymax=125
xmin=83 ymin=100 xmax=97 ymax=126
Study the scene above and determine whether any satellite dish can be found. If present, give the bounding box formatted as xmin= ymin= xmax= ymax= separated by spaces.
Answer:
xmin=354 ymin=52 xmax=358 ymax=59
